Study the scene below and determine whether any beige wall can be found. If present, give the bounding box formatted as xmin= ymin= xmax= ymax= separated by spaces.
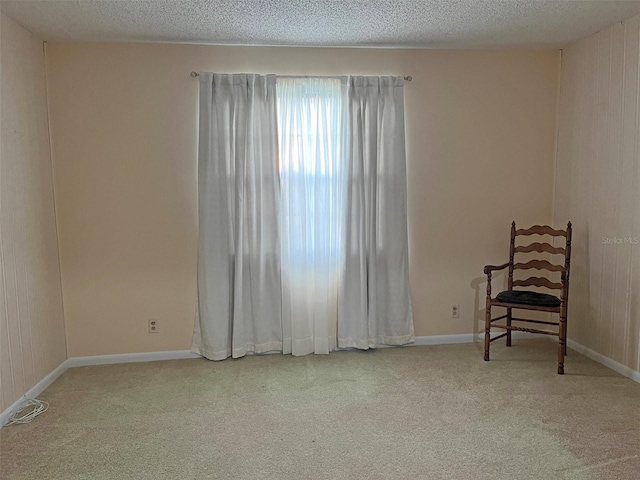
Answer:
xmin=46 ymin=42 xmax=559 ymax=357
xmin=0 ymin=14 xmax=67 ymax=411
xmin=555 ymin=14 xmax=640 ymax=372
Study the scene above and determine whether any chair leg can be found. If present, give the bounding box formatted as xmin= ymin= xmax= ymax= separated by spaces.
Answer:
xmin=558 ymin=311 xmax=566 ymax=375
xmin=484 ymin=304 xmax=491 ymax=361
xmin=506 ymin=307 xmax=512 ymax=347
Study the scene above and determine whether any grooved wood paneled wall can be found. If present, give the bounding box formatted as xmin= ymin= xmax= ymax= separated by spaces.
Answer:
xmin=555 ymin=14 xmax=640 ymax=372
xmin=0 ymin=13 xmax=67 ymax=412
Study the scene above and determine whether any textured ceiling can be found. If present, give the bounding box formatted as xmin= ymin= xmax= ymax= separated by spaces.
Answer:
xmin=2 ymin=0 xmax=640 ymax=48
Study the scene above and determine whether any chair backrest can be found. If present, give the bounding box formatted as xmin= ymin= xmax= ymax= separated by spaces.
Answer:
xmin=508 ymin=222 xmax=572 ymax=296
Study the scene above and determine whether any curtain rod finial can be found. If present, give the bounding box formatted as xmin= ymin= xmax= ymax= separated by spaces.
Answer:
xmin=191 ymin=71 xmax=199 ymax=78
xmin=404 ymin=76 xmax=412 ymax=82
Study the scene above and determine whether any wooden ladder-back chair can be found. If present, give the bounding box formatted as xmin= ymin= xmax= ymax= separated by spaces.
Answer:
xmin=483 ymin=221 xmax=572 ymax=374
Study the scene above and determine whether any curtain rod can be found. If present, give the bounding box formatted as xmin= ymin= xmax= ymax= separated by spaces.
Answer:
xmin=190 ymin=71 xmax=412 ymax=82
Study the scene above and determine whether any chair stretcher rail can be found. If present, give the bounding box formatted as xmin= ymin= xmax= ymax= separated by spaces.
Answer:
xmin=491 ymin=324 xmax=558 ymax=336
xmin=489 ymin=332 xmax=508 ymax=342
xmin=511 ymin=317 xmax=559 ymax=327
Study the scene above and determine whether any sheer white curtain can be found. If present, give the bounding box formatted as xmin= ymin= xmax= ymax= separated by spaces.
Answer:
xmin=338 ymin=76 xmax=414 ymax=348
xmin=192 ymin=73 xmax=283 ymax=360
xmin=277 ymin=78 xmax=348 ymax=355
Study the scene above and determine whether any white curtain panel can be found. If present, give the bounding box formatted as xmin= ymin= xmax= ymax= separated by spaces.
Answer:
xmin=192 ymin=73 xmax=283 ymax=360
xmin=193 ymin=73 xmax=414 ymax=360
xmin=338 ymin=76 xmax=415 ymax=348
xmin=277 ymin=78 xmax=348 ymax=355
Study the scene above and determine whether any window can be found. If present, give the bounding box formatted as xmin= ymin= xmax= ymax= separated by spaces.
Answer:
xmin=277 ymin=78 xmax=347 ymax=270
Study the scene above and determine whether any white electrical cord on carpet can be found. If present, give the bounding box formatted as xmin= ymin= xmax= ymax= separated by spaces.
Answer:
xmin=5 ymin=397 xmax=49 ymax=426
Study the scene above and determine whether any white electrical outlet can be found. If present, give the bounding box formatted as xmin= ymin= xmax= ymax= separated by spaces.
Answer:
xmin=451 ymin=305 xmax=459 ymax=318
xmin=148 ymin=319 xmax=159 ymax=334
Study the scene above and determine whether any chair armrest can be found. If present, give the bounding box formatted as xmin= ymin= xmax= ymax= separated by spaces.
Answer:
xmin=483 ymin=262 xmax=511 ymax=275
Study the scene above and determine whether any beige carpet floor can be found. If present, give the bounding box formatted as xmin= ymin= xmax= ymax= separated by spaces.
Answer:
xmin=1 ymin=339 xmax=639 ymax=480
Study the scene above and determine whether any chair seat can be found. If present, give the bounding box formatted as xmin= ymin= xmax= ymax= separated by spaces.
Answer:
xmin=495 ymin=290 xmax=561 ymax=307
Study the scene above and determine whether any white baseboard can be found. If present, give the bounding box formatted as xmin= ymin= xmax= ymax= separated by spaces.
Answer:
xmin=567 ymin=339 xmax=640 ymax=384
xmin=1 ymin=359 xmax=68 ymax=428
xmin=62 ymin=338 xmax=640 ymax=386
xmin=1 ymin=350 xmax=199 ymax=428
xmin=3 ymin=335 xmax=637 ymax=428
xmin=67 ymin=350 xmax=200 ymax=367
xmin=65 ymin=333 xmax=543 ymax=368
xmin=419 ymin=333 xmax=640 ymax=384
